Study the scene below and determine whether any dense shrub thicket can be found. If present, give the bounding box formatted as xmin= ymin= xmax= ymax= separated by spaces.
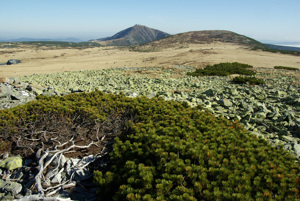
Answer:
xmin=0 ymin=91 xmax=300 ymax=200
xmin=232 ymin=76 xmax=265 ymax=85
xmin=187 ymin=62 xmax=255 ymax=77
xmin=274 ymin=66 xmax=299 ymax=71
xmin=0 ymin=90 xmax=134 ymax=152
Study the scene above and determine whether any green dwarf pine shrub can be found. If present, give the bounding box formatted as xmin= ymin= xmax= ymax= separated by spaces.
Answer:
xmin=187 ymin=62 xmax=255 ymax=77
xmin=274 ymin=66 xmax=299 ymax=71
xmin=232 ymin=76 xmax=265 ymax=85
xmin=1 ymin=90 xmax=300 ymax=200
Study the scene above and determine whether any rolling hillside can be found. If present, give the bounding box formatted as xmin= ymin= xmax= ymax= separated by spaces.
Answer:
xmin=141 ymin=30 xmax=264 ymax=48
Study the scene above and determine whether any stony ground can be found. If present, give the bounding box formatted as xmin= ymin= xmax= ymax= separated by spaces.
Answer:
xmin=0 ymin=65 xmax=299 ymax=200
xmin=2 ymin=65 xmax=300 ymax=157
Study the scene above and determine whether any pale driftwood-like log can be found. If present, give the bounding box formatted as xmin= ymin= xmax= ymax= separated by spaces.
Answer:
xmin=54 ymin=137 xmax=74 ymax=149
xmin=35 ymin=142 xmax=45 ymax=160
xmin=35 ymin=150 xmax=49 ymax=195
xmin=30 ymin=128 xmax=110 ymax=198
xmin=18 ymin=195 xmax=72 ymax=201
xmin=46 ymin=141 xmax=96 ymax=170
xmin=49 ymin=137 xmax=61 ymax=145
xmin=46 ymin=182 xmax=76 ymax=197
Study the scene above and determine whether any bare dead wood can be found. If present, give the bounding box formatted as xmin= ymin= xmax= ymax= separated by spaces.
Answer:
xmin=15 ymin=136 xmax=35 ymax=153
xmin=55 ymin=137 xmax=74 ymax=149
xmin=46 ymin=182 xmax=76 ymax=197
xmin=35 ymin=150 xmax=49 ymax=195
xmin=49 ymin=137 xmax=61 ymax=145
xmin=35 ymin=142 xmax=44 ymax=160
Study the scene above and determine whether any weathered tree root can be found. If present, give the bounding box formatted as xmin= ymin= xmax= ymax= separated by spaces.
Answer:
xmin=33 ymin=139 xmax=106 ymax=198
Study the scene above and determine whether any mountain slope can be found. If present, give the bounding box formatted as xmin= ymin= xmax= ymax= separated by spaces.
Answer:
xmin=92 ymin=25 xmax=170 ymax=46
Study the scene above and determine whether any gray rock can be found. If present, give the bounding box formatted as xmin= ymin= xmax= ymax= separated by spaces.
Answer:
xmin=10 ymin=170 xmax=23 ymax=180
xmin=254 ymin=112 xmax=267 ymax=119
xmin=58 ymin=190 xmax=70 ymax=199
xmin=24 ymin=159 xmax=33 ymax=167
xmin=284 ymin=143 xmax=293 ymax=151
xmin=202 ymin=89 xmax=216 ymax=97
xmin=51 ymin=169 xmax=63 ymax=184
xmin=240 ymin=101 xmax=249 ymax=109
xmin=203 ymin=100 xmax=212 ymax=108
xmin=2 ymin=153 xmax=9 ymax=159
xmin=294 ymin=143 xmax=300 ymax=158
xmin=275 ymin=91 xmax=286 ymax=97
xmin=0 ymin=84 xmax=13 ymax=96
xmin=7 ymin=59 xmax=21 ymax=65
xmin=10 ymin=91 xmax=30 ymax=100
xmin=0 ymin=179 xmax=22 ymax=196
xmin=65 ymin=155 xmax=96 ymax=181
xmin=25 ymin=189 xmax=32 ymax=196
xmin=45 ymin=169 xmax=57 ymax=182
xmin=219 ymin=99 xmax=233 ymax=107
xmin=255 ymin=93 xmax=266 ymax=100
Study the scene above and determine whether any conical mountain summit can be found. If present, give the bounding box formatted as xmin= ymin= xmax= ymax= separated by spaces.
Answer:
xmin=92 ymin=24 xmax=170 ymax=46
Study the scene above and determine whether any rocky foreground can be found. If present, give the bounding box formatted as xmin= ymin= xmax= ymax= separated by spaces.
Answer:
xmin=0 ymin=65 xmax=299 ymax=200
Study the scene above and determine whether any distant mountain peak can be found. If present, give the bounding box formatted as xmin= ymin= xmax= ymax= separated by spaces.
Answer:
xmin=92 ymin=25 xmax=170 ymax=46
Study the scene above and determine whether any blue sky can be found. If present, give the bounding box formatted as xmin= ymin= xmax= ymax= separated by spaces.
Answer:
xmin=1 ymin=0 xmax=299 ymax=43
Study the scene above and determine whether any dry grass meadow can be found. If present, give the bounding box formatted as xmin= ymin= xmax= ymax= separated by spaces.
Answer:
xmin=0 ymin=42 xmax=299 ymax=78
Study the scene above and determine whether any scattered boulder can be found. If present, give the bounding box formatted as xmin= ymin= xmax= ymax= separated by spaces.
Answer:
xmin=0 ymin=79 xmax=38 ymax=110
xmin=7 ymin=59 xmax=21 ymax=65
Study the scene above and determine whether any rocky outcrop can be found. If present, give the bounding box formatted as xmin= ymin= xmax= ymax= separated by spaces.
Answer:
xmin=0 ymin=78 xmax=46 ymax=110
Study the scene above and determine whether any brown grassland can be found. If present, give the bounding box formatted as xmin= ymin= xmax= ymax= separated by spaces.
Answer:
xmin=0 ymin=42 xmax=299 ymax=78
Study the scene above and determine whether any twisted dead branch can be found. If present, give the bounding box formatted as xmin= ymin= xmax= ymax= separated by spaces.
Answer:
xmin=3 ymin=108 xmax=136 ymax=198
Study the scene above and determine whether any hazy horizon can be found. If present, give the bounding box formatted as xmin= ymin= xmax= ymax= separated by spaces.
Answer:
xmin=1 ymin=0 xmax=299 ymax=44
xmin=1 ymin=29 xmax=300 ymax=47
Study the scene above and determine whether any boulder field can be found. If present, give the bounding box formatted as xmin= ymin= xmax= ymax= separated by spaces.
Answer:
xmin=0 ymin=65 xmax=299 ymax=200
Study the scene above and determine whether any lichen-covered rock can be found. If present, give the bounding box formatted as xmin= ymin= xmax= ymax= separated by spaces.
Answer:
xmin=0 ymin=156 xmax=22 ymax=170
